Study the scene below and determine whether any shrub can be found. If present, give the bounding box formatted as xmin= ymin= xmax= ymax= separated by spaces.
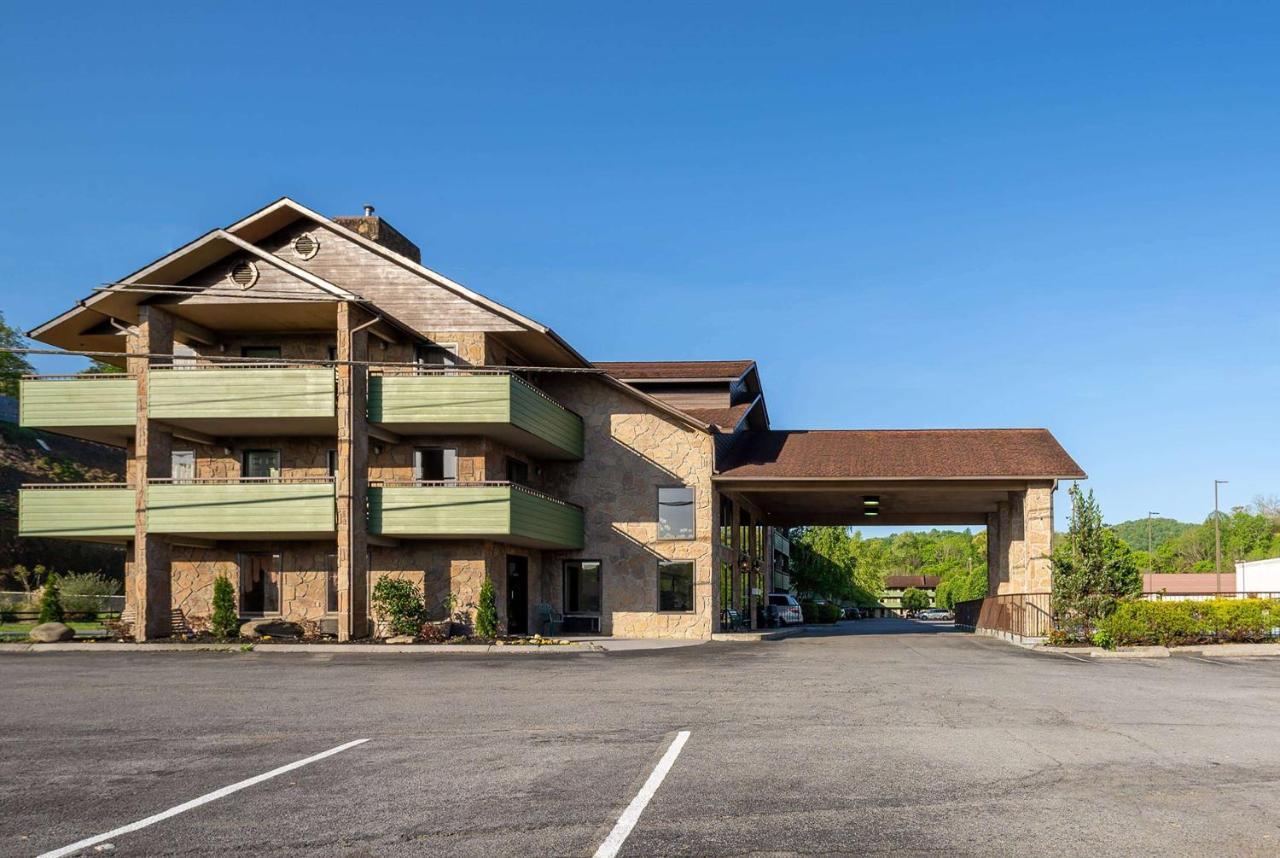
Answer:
xmin=474 ymin=577 xmax=499 ymax=639
xmin=371 ymin=576 xmax=425 ymax=637
xmin=210 ymin=576 xmax=239 ymax=638
xmin=59 ymin=572 xmax=121 ymax=616
xmin=1096 ymin=598 xmax=1280 ymax=647
xmin=37 ymin=575 xmax=65 ymax=624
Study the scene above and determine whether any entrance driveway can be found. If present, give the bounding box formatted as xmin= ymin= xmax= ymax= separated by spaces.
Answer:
xmin=3 ymin=619 xmax=1279 ymax=856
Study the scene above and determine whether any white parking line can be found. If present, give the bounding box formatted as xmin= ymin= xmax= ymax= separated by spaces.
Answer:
xmin=593 ymin=730 xmax=690 ymax=858
xmin=38 ymin=738 xmax=369 ymax=858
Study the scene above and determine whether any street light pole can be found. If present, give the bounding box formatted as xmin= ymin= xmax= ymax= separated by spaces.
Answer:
xmin=1214 ymin=480 xmax=1229 ymax=594
xmin=1147 ymin=512 xmax=1160 ymax=574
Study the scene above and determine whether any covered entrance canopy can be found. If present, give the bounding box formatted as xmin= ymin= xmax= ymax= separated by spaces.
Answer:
xmin=714 ymin=429 xmax=1086 ymax=595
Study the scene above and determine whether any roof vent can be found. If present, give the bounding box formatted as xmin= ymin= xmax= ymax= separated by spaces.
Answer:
xmin=228 ymin=259 xmax=259 ymax=289
xmin=292 ymin=232 xmax=320 ymax=260
xmin=363 ymin=204 xmax=375 ymax=217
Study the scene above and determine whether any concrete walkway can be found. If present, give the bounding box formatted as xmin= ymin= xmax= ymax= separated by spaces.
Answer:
xmin=0 ymin=636 xmax=707 ymax=655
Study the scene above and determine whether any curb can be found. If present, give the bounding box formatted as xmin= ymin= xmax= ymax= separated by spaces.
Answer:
xmin=1035 ymin=643 xmax=1280 ymax=660
xmin=0 ymin=641 xmax=605 ymax=655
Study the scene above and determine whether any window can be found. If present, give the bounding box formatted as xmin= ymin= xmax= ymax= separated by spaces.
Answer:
xmin=240 ymin=552 xmax=281 ymax=614
xmin=326 ymin=449 xmax=338 ymax=478
xmin=415 ymin=343 xmax=460 ymax=367
xmin=171 ymin=450 xmax=195 ymax=482
xmin=326 ymin=554 xmax=339 ymax=614
xmin=506 ymin=457 xmax=529 ymax=486
xmin=563 ymin=560 xmax=601 ymax=614
xmin=658 ymin=561 xmax=694 ymax=612
xmin=327 ymin=345 xmax=338 ymax=362
xmin=658 ymin=486 xmax=695 ymax=540
xmin=413 ymin=447 xmax=457 ymax=482
xmin=243 ymin=449 xmax=281 ymax=479
xmin=173 ymin=342 xmax=197 ymax=370
xmin=241 ymin=346 xmax=282 ymax=360
xmin=739 ymin=509 xmax=751 ymax=556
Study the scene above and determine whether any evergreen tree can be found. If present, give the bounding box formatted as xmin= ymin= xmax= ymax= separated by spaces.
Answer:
xmin=474 ymin=576 xmax=499 ymax=639
xmin=1051 ymin=484 xmax=1140 ymax=638
xmin=210 ymin=576 xmax=239 ymax=638
xmin=37 ymin=574 xmax=65 ymax=624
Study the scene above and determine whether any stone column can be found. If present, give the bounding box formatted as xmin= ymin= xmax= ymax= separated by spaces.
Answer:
xmin=995 ymin=499 xmax=1012 ymax=595
xmin=1006 ymin=491 xmax=1028 ymax=593
xmin=128 ymin=305 xmax=174 ymax=641
xmin=1023 ymin=484 xmax=1054 ymax=593
xmin=335 ymin=302 xmax=371 ymax=640
xmin=985 ymin=512 xmax=1000 ymax=596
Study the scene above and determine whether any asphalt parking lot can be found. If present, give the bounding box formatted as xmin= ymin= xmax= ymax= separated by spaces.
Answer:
xmin=3 ymin=618 xmax=1280 ymax=857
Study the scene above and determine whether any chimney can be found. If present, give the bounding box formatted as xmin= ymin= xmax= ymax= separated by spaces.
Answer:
xmin=333 ymin=204 xmax=421 ymax=263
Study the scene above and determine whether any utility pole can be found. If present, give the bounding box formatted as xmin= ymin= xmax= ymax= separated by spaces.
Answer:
xmin=1214 ymin=480 xmax=1229 ymax=594
xmin=1147 ymin=512 xmax=1160 ymax=574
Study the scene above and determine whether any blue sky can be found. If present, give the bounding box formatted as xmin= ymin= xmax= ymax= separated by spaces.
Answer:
xmin=2 ymin=2 xmax=1277 ymax=529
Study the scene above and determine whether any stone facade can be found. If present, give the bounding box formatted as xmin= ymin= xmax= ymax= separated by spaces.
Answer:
xmin=992 ymin=484 xmax=1055 ymax=595
xmin=536 ymin=375 xmax=716 ymax=639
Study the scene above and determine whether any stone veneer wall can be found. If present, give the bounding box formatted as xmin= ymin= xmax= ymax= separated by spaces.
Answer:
xmin=134 ymin=541 xmax=337 ymax=630
xmin=535 ymin=375 xmax=716 ymax=639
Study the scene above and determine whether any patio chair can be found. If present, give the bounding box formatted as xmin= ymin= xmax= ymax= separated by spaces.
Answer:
xmin=535 ymin=602 xmax=563 ymax=636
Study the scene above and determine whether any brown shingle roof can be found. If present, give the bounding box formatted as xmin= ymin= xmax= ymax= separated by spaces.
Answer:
xmin=682 ymin=403 xmax=753 ymax=432
xmin=594 ymin=360 xmax=754 ymax=381
xmin=884 ymin=575 xmax=942 ymax=590
xmin=717 ymin=429 xmax=1085 ymax=480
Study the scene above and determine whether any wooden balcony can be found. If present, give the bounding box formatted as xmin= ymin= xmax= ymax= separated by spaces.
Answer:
xmin=367 ymin=481 xmax=584 ymax=549
xmin=147 ymin=366 xmax=336 ymax=436
xmin=18 ymin=484 xmax=134 ymax=543
xmin=367 ymin=370 xmax=584 ymax=460
xmin=18 ymin=480 xmax=338 ymax=542
xmin=146 ymin=478 xmax=337 ymax=540
xmin=19 ymin=375 xmax=136 ymax=445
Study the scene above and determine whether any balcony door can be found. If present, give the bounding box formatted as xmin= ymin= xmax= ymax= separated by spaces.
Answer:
xmin=413 ymin=447 xmax=457 ymax=482
xmin=240 ymin=552 xmax=281 ymax=614
xmin=506 ymin=555 xmax=529 ymax=636
xmin=171 ymin=450 xmax=195 ymax=483
xmin=243 ymin=449 xmax=281 ymax=480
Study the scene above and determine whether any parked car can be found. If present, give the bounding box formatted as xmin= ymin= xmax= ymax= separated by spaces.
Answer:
xmin=767 ymin=593 xmax=804 ymax=626
xmin=919 ymin=608 xmax=954 ymax=621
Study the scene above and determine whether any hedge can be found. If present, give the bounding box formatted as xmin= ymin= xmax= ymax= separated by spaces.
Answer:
xmin=800 ymin=601 xmax=842 ymax=624
xmin=1096 ymin=598 xmax=1280 ymax=647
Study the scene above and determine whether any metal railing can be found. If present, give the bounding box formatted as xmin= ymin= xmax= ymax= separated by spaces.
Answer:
xmin=368 ymin=365 xmax=577 ymax=412
xmin=954 ymin=592 xmax=1053 ymax=638
xmin=368 ymin=480 xmax=582 ymax=510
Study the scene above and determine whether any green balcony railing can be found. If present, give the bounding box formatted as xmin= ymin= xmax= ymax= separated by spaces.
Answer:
xmin=146 ymin=478 xmax=337 ymax=539
xmin=148 ymin=366 xmax=336 ymax=423
xmin=19 ymin=375 xmax=136 ymax=442
xmin=367 ymin=370 xmax=584 ymax=460
xmin=18 ymin=484 xmax=134 ymax=541
xmin=368 ymin=481 xmax=584 ymax=549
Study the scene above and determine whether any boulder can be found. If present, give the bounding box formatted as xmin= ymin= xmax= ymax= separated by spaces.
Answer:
xmin=238 ymin=619 xmax=304 ymax=639
xmin=30 ymin=622 xmax=75 ymax=642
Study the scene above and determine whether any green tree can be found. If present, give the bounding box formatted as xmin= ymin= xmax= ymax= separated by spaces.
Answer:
xmin=1051 ymin=485 xmax=1141 ymax=639
xmin=79 ymin=359 xmax=125 ymax=374
xmin=901 ymin=587 xmax=929 ymax=612
xmin=37 ymin=574 xmax=65 ymax=624
xmin=474 ymin=576 xmax=499 ymax=639
xmin=0 ymin=311 xmax=34 ymax=397
xmin=210 ymin=576 xmax=239 ymax=637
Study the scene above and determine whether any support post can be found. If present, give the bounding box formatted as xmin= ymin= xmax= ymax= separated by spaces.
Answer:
xmin=1023 ymin=484 xmax=1054 ymax=593
xmin=128 ymin=306 xmax=174 ymax=641
xmin=335 ymin=302 xmax=371 ymax=640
